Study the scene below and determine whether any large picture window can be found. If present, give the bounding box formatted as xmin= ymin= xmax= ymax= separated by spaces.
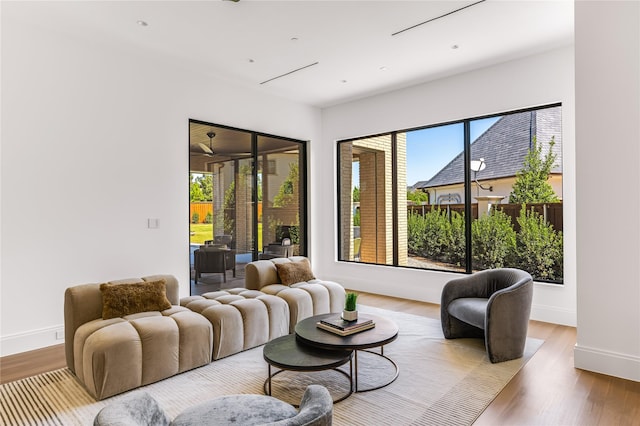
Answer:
xmin=337 ymin=104 xmax=563 ymax=283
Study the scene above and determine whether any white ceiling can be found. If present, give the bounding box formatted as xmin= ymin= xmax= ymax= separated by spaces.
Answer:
xmin=4 ymin=0 xmax=574 ymax=108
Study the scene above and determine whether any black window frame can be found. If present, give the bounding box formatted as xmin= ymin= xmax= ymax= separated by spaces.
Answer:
xmin=336 ymin=103 xmax=563 ymax=283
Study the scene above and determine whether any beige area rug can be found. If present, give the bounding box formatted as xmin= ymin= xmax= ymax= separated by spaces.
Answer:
xmin=0 ymin=306 xmax=542 ymax=426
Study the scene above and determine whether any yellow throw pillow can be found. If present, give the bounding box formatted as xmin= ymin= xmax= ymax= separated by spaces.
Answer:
xmin=100 ymin=280 xmax=172 ymax=319
xmin=275 ymin=261 xmax=316 ymax=285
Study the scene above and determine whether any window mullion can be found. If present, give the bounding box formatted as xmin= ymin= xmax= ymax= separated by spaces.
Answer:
xmin=463 ymin=121 xmax=473 ymax=273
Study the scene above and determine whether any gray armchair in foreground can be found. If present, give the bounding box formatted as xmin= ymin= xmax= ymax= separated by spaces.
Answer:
xmin=441 ymin=268 xmax=533 ymax=363
xmin=94 ymin=384 xmax=333 ymax=426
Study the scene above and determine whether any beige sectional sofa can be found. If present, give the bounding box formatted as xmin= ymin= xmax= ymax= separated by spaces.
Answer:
xmin=64 ymin=257 xmax=344 ymax=400
xmin=64 ymin=275 xmax=213 ymax=400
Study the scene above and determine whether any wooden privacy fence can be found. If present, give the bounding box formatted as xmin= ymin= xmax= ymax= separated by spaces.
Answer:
xmin=407 ymin=202 xmax=563 ymax=233
xmin=497 ymin=202 xmax=563 ymax=232
xmin=190 ymin=202 xmax=264 ymax=224
xmin=190 ymin=203 xmax=213 ymax=223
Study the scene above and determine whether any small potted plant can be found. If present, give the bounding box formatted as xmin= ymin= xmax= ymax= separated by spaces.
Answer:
xmin=342 ymin=292 xmax=358 ymax=321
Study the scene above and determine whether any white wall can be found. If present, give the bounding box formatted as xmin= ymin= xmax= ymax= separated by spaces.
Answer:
xmin=0 ymin=17 xmax=321 ymax=356
xmin=319 ymin=46 xmax=577 ymax=326
xmin=574 ymin=1 xmax=640 ymax=382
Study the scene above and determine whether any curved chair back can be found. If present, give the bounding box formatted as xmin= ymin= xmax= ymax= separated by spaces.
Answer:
xmin=272 ymin=384 xmax=333 ymax=426
xmin=93 ymin=391 xmax=171 ymax=426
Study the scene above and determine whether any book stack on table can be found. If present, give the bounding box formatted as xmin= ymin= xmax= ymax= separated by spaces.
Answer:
xmin=316 ymin=315 xmax=375 ymax=336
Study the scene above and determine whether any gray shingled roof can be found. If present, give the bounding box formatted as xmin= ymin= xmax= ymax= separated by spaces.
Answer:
xmin=414 ymin=106 xmax=562 ymax=189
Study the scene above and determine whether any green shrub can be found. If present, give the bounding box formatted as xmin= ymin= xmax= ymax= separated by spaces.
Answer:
xmin=471 ymin=209 xmax=516 ymax=270
xmin=447 ymin=211 xmax=466 ymax=266
xmin=353 ymin=209 xmax=361 ymax=226
xmin=191 ymin=212 xmax=200 ymax=224
xmin=407 ymin=212 xmax=427 ymax=255
xmin=407 ymin=209 xmax=465 ymax=265
xmin=204 ymin=211 xmax=213 ymax=224
xmin=406 ymin=203 xmax=563 ymax=281
xmin=421 ymin=209 xmax=452 ymax=259
xmin=515 ymin=205 xmax=563 ymax=280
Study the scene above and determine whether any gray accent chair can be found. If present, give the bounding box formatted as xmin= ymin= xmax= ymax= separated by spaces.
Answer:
xmin=94 ymin=385 xmax=333 ymax=426
xmin=440 ymin=268 xmax=533 ymax=363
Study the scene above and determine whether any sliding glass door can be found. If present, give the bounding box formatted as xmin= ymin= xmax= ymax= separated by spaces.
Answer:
xmin=189 ymin=120 xmax=306 ymax=293
xmin=258 ymin=135 xmax=306 ymax=259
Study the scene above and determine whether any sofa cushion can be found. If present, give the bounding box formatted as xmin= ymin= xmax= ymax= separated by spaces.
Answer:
xmin=100 ymin=280 xmax=172 ymax=319
xmin=275 ymin=260 xmax=315 ymax=285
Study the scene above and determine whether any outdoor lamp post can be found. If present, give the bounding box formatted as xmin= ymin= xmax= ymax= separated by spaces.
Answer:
xmin=470 ymin=158 xmax=493 ymax=195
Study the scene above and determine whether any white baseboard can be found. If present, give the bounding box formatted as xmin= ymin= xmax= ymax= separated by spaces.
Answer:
xmin=1 ymin=325 xmax=65 ymax=357
xmin=574 ymin=344 xmax=640 ymax=382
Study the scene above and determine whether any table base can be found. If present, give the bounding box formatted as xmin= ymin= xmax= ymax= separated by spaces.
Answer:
xmin=264 ymin=362 xmax=354 ymax=407
xmin=354 ymin=347 xmax=400 ymax=392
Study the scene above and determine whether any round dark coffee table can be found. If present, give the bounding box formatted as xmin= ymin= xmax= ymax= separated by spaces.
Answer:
xmin=262 ymin=334 xmax=354 ymax=405
xmin=295 ymin=313 xmax=399 ymax=392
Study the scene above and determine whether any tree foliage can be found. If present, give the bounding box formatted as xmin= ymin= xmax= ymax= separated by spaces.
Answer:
xmin=274 ymin=163 xmax=298 ymax=208
xmin=190 ymin=174 xmax=213 ymax=202
xmin=509 ymin=137 xmax=560 ymax=204
xmin=352 ymin=186 xmax=360 ymax=202
xmin=407 ymin=190 xmax=428 ymax=204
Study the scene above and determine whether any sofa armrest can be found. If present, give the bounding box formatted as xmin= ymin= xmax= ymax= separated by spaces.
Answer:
xmin=64 ymin=283 xmax=108 ymax=372
xmin=245 ymin=260 xmax=280 ymax=290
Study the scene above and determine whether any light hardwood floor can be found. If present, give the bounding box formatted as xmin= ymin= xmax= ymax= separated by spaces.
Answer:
xmin=1 ymin=292 xmax=639 ymax=425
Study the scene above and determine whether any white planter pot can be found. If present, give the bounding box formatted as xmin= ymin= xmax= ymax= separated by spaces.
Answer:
xmin=342 ymin=309 xmax=358 ymax=322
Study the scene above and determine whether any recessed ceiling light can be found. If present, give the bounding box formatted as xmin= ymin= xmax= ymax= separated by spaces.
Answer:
xmin=341 ymin=80 xmax=348 ymax=84
xmin=451 ymin=44 xmax=459 ymax=49
xmin=248 ymin=59 xmax=255 ymax=63
xmin=290 ymin=37 xmax=299 ymax=42
xmin=379 ymin=66 xmax=388 ymax=71
xmin=137 ymin=20 xmax=149 ymax=27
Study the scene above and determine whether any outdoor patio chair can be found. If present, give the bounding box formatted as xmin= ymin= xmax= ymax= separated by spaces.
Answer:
xmin=194 ymin=245 xmax=236 ymax=284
